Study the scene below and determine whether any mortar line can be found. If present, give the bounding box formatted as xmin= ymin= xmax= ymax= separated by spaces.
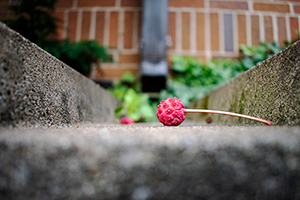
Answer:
xmin=89 ymin=9 xmax=96 ymax=40
xmin=298 ymin=16 xmax=300 ymax=36
xmin=118 ymin=10 xmax=125 ymax=50
xmin=205 ymin=11 xmax=211 ymax=60
xmin=103 ymin=11 xmax=110 ymax=46
xmin=204 ymin=0 xmax=211 ymax=60
xmin=72 ymin=0 xmax=77 ymax=8
xmin=289 ymin=2 xmax=294 ymax=15
xmin=190 ymin=10 xmax=197 ymax=53
xmin=219 ymin=11 xmax=225 ymax=55
xmin=259 ymin=13 xmax=265 ymax=42
xmin=248 ymin=0 xmax=253 ymax=12
xmin=246 ymin=13 xmax=252 ymax=46
xmin=132 ymin=11 xmax=139 ymax=50
xmin=286 ymin=15 xmax=291 ymax=42
xmin=233 ymin=12 xmax=238 ymax=53
xmin=272 ymin=14 xmax=278 ymax=44
xmin=176 ymin=11 xmax=182 ymax=52
xmin=115 ymin=0 xmax=121 ymax=7
xmin=62 ymin=10 xmax=68 ymax=39
xmin=76 ymin=9 xmax=82 ymax=41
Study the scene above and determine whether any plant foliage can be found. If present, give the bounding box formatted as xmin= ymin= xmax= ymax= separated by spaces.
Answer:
xmin=3 ymin=0 xmax=58 ymax=43
xmin=160 ymin=42 xmax=285 ymax=105
xmin=109 ymin=72 xmax=156 ymax=122
xmin=3 ymin=0 xmax=111 ymax=76
xmin=42 ymin=39 xmax=112 ymax=76
xmin=240 ymin=42 xmax=283 ymax=70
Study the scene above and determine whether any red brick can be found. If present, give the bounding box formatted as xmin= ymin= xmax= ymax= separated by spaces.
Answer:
xmin=237 ymin=14 xmax=247 ymax=46
xmin=169 ymin=0 xmax=204 ymax=8
xmin=124 ymin=11 xmax=134 ymax=49
xmin=77 ymin=0 xmax=116 ymax=7
xmin=253 ymin=3 xmax=290 ymax=13
xmin=168 ymin=54 xmax=207 ymax=64
xmin=95 ymin=11 xmax=105 ymax=45
xmin=182 ymin=12 xmax=190 ymax=50
xmin=167 ymin=55 xmax=173 ymax=64
xmin=277 ymin=17 xmax=287 ymax=46
xmin=275 ymin=0 xmax=300 ymax=2
xmin=137 ymin=11 xmax=142 ymax=47
xmin=210 ymin=13 xmax=219 ymax=51
xmin=67 ymin=11 xmax=77 ymax=41
xmin=81 ymin=11 xmax=91 ymax=40
xmin=196 ymin=12 xmax=205 ymax=51
xmin=210 ymin=1 xmax=248 ymax=10
xmin=264 ymin=16 xmax=273 ymax=43
xmin=121 ymin=0 xmax=142 ymax=7
xmin=294 ymin=5 xmax=300 ymax=14
xmin=212 ymin=55 xmax=239 ymax=61
xmin=54 ymin=11 xmax=64 ymax=40
xmin=195 ymin=55 xmax=206 ymax=62
xmin=56 ymin=0 xmax=73 ymax=8
xmin=168 ymin=12 xmax=176 ymax=50
xmin=251 ymin=15 xmax=260 ymax=45
xmin=109 ymin=11 xmax=119 ymax=48
xmin=290 ymin=17 xmax=299 ymax=42
xmin=119 ymin=54 xmax=141 ymax=63
xmin=0 ymin=3 xmax=9 ymax=21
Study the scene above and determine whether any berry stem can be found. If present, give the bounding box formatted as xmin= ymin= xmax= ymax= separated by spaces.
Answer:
xmin=183 ymin=109 xmax=272 ymax=126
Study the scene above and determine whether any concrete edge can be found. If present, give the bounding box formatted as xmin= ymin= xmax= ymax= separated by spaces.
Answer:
xmin=0 ymin=22 xmax=119 ymax=127
xmin=187 ymin=41 xmax=300 ymax=125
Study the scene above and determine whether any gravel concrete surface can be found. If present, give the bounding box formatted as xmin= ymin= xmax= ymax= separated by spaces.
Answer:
xmin=0 ymin=22 xmax=118 ymax=127
xmin=188 ymin=40 xmax=300 ymax=126
xmin=0 ymin=124 xmax=299 ymax=199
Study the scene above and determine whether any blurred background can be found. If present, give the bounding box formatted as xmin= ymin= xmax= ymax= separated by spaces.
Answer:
xmin=1 ymin=0 xmax=299 ymax=123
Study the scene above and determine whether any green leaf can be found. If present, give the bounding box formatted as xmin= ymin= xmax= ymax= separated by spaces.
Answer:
xmin=240 ymin=45 xmax=253 ymax=56
xmin=172 ymin=56 xmax=188 ymax=72
xmin=242 ymin=58 xmax=255 ymax=69
xmin=121 ymin=71 xmax=136 ymax=83
xmin=114 ymin=105 xmax=125 ymax=117
xmin=141 ymin=104 xmax=155 ymax=120
xmin=124 ymin=89 xmax=143 ymax=121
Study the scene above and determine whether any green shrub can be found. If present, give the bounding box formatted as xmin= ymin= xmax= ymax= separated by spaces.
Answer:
xmin=160 ymin=57 xmax=243 ymax=105
xmin=3 ymin=0 xmax=58 ymax=43
xmin=109 ymin=72 xmax=156 ymax=122
xmin=42 ymin=39 xmax=112 ymax=76
xmin=240 ymin=42 xmax=283 ymax=70
xmin=160 ymin=42 xmax=285 ymax=105
xmin=3 ymin=0 xmax=111 ymax=76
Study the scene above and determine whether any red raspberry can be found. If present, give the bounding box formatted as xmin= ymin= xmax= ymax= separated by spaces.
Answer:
xmin=156 ymin=97 xmax=186 ymax=126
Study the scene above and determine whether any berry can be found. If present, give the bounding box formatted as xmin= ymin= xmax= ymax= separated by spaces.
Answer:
xmin=120 ymin=117 xmax=134 ymax=124
xmin=156 ymin=97 xmax=186 ymax=126
xmin=157 ymin=98 xmax=272 ymax=126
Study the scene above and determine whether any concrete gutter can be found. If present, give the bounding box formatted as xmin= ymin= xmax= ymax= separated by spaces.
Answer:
xmin=187 ymin=41 xmax=300 ymax=125
xmin=0 ymin=22 xmax=119 ymax=127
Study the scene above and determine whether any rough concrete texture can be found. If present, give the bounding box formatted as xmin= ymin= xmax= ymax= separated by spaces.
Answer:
xmin=0 ymin=125 xmax=299 ymax=199
xmin=187 ymin=41 xmax=300 ymax=125
xmin=0 ymin=22 xmax=118 ymax=127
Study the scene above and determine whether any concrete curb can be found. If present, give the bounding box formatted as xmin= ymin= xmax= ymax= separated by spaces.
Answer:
xmin=0 ymin=22 xmax=119 ymax=127
xmin=0 ymin=125 xmax=299 ymax=199
xmin=187 ymin=41 xmax=300 ymax=125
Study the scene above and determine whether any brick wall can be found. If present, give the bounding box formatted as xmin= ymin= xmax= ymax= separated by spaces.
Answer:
xmin=1 ymin=0 xmax=300 ymax=80
xmin=53 ymin=0 xmax=142 ymax=80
